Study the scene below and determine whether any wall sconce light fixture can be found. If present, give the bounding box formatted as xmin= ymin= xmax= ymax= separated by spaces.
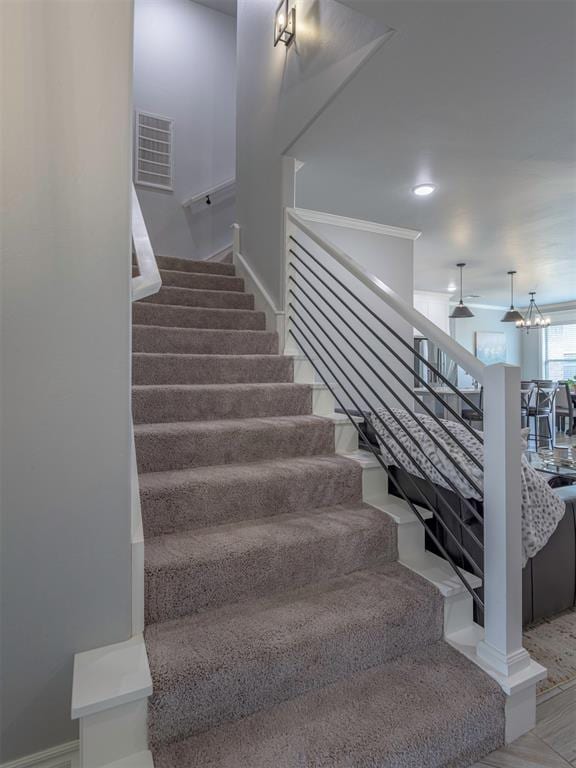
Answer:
xmin=274 ymin=0 xmax=295 ymax=47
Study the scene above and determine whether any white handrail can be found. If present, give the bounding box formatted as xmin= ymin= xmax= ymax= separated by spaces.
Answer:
xmin=131 ymin=184 xmax=161 ymax=303
xmin=286 ymin=208 xmax=485 ymax=382
xmin=182 ymin=177 xmax=236 ymax=209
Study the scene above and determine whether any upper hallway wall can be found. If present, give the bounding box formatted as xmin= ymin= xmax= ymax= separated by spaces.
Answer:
xmin=0 ymin=1 xmax=134 ymax=761
xmin=134 ymin=0 xmax=236 ymax=260
xmin=236 ymin=0 xmax=392 ymax=308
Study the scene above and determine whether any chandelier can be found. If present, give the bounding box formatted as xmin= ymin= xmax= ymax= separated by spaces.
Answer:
xmin=516 ymin=292 xmax=551 ymax=332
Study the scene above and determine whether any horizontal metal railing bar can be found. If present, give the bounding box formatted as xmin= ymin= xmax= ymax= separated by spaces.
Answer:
xmin=290 ymin=309 xmax=485 ymax=562
xmin=289 ymin=247 xmax=484 ymax=433
xmin=288 ymin=235 xmax=484 ymax=419
xmin=289 ymin=254 xmax=484 ymax=452
xmin=289 ymin=325 xmax=485 ymax=608
xmin=289 ymin=264 xmax=482 ymax=476
xmin=289 ymin=280 xmax=485 ymax=510
xmin=286 ymin=213 xmax=485 ymax=385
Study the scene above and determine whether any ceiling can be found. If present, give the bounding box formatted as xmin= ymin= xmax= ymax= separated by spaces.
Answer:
xmin=293 ymin=0 xmax=576 ymax=307
xmin=193 ymin=0 xmax=236 ymax=17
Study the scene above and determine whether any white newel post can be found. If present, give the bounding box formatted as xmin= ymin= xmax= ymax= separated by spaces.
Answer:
xmin=478 ymin=362 xmax=531 ymax=678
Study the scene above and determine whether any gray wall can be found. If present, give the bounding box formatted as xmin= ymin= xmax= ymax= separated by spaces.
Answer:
xmin=0 ymin=1 xmax=134 ymax=761
xmin=134 ymin=0 xmax=236 ymax=260
xmin=236 ymin=0 xmax=391 ymax=307
xmin=289 ymin=219 xmax=414 ymax=413
xmin=450 ymin=307 xmax=522 ymax=387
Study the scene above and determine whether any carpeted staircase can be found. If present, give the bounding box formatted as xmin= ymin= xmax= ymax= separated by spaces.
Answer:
xmin=133 ymin=255 xmax=505 ymax=767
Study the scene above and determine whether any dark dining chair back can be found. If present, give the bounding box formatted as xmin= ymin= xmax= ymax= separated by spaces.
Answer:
xmin=528 ymin=382 xmax=558 ymax=448
xmin=556 ymin=381 xmax=574 ymax=437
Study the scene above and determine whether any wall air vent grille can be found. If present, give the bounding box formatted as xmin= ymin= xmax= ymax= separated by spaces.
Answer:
xmin=135 ymin=111 xmax=173 ymax=190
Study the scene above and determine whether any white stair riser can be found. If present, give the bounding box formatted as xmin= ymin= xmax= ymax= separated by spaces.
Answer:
xmin=80 ymin=700 xmax=148 ymax=768
xmin=505 ymin=686 xmax=537 ymax=743
xmin=312 ymin=386 xmax=334 ymax=416
xmin=333 ymin=420 xmax=358 ymax=454
xmin=292 ymin=356 xmax=315 ymax=384
xmin=444 ymin=591 xmax=475 ymax=636
xmin=360 ymin=463 xmax=389 ymax=506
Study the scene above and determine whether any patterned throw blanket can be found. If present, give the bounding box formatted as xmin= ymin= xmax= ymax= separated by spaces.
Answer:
xmin=369 ymin=407 xmax=566 ymax=565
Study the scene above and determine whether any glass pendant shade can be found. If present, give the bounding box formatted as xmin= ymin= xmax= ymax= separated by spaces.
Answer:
xmin=501 ymin=270 xmax=523 ymax=322
xmin=449 ymin=263 xmax=474 ymax=319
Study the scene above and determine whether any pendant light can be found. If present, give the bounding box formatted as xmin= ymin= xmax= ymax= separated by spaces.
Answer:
xmin=500 ymin=270 xmax=524 ymax=323
xmin=449 ymin=263 xmax=474 ymax=319
xmin=516 ymin=292 xmax=551 ymax=332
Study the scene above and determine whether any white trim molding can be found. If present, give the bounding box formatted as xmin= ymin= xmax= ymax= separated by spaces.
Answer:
xmin=0 ymin=741 xmax=79 ymax=768
xmin=232 ymin=224 xmax=285 ymax=342
xmin=71 ymin=635 xmax=152 ymax=768
xmin=293 ymin=207 xmax=421 ymax=241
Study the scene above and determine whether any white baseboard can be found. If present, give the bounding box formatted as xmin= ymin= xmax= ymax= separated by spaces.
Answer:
xmin=1 ymin=742 xmax=79 ymax=768
xmin=232 ymin=230 xmax=284 ymax=340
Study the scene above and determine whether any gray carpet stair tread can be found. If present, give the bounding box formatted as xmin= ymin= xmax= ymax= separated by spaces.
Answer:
xmin=132 ymin=325 xmax=279 ymax=355
xmin=132 ymin=382 xmax=313 ymax=424
xmin=155 ymin=255 xmax=235 ymax=275
xmin=144 ymin=504 xmax=397 ymax=622
xmin=132 ymin=352 xmax=293 ymax=385
xmin=145 ymin=562 xmax=444 ymax=744
xmin=133 ymin=302 xmax=266 ymax=331
xmin=134 ymin=415 xmax=335 ymax=472
xmin=138 ymin=454 xmax=363 ymax=536
xmin=159 ymin=268 xmax=244 ymax=292
xmin=142 ymin=285 xmax=254 ymax=310
xmin=151 ymin=639 xmax=505 ymax=768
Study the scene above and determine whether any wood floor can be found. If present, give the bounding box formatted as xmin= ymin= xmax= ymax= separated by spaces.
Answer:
xmin=472 ymin=679 xmax=576 ymax=767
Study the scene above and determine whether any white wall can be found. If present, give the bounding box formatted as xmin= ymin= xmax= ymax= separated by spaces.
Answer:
xmin=289 ymin=216 xmax=414 ymax=413
xmin=134 ymin=0 xmax=236 ymax=260
xmin=236 ymin=0 xmax=391 ymax=307
xmin=450 ymin=306 xmax=522 ymax=387
xmin=0 ymin=1 xmax=134 ymax=761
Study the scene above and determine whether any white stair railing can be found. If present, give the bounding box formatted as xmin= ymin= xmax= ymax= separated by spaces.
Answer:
xmin=285 ymin=207 xmax=532 ymax=689
xmin=132 ymin=184 xmax=161 ymax=302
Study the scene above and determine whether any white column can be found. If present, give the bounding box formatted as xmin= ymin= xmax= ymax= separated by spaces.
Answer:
xmin=477 ymin=363 xmax=531 ymax=677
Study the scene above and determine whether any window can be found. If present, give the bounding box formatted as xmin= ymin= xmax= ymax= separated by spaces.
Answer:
xmin=544 ymin=323 xmax=576 ymax=380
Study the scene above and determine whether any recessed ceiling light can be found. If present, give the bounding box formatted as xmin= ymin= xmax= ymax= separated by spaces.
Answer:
xmin=412 ymin=183 xmax=436 ymax=197
xmin=447 ymin=282 xmax=457 ymax=292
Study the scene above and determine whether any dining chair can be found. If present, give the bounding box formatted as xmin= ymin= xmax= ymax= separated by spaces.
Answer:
xmin=528 ymin=382 xmax=558 ymax=448
xmin=462 ymin=387 xmax=483 ymax=427
xmin=555 ymin=381 xmax=575 ymax=437
xmin=520 ymin=381 xmax=535 ymax=429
